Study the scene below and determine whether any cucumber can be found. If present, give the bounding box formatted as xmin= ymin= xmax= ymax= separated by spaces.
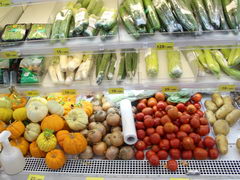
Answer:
xmin=216 ymin=0 xmax=229 ymax=30
xmin=222 ymin=0 xmax=238 ymax=29
xmin=96 ymin=53 xmax=111 ymax=85
xmin=170 ymin=0 xmax=198 ymax=31
xmin=131 ymin=50 xmax=139 ymax=76
xmin=117 ymin=53 xmax=126 ymax=81
xmin=203 ymin=0 xmax=221 ymax=29
xmin=146 ymin=19 xmax=155 ymax=34
xmin=107 ymin=53 xmax=117 ymax=80
xmin=95 ymin=54 xmax=103 ymax=77
xmin=125 ymin=52 xmax=133 ymax=79
xmin=152 ymin=0 xmax=183 ymax=32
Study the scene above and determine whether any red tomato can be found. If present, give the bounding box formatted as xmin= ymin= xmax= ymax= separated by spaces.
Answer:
xmin=164 ymin=122 xmax=175 ymax=133
xmin=173 ymin=125 xmax=179 ymax=133
xmin=155 ymin=111 xmax=163 ymax=118
xmin=180 ymin=114 xmax=191 ymax=124
xmin=203 ymin=136 xmax=216 ymax=148
xmin=157 ymin=150 xmax=168 ymax=160
xmin=135 ymin=112 xmax=145 ymax=121
xmin=137 ymin=103 xmax=147 ymax=111
xmin=156 ymin=126 xmax=164 ymax=136
xmin=166 ymin=133 xmax=176 ymax=140
xmin=157 ymin=101 xmax=167 ymax=111
xmin=143 ymin=136 xmax=152 ymax=147
xmin=191 ymin=93 xmax=202 ymax=103
xmin=170 ymin=138 xmax=180 ymax=148
xmin=165 ymin=105 xmax=174 ymax=111
xmin=176 ymin=103 xmax=186 ymax=112
xmin=193 ymin=147 xmax=208 ymax=160
xmin=173 ymin=119 xmax=181 ymax=127
xmin=180 ymin=124 xmax=192 ymax=134
xmin=187 ymin=104 xmax=197 ymax=114
xmin=161 ymin=111 xmax=167 ymax=115
xmin=135 ymin=151 xmax=144 ymax=160
xmin=144 ymin=115 xmax=152 ymax=120
xmin=135 ymin=121 xmax=145 ymax=130
xmin=182 ymin=150 xmax=193 ymax=160
xmin=177 ymin=131 xmax=187 ymax=141
xmin=190 ymin=117 xmax=200 ymax=129
xmin=139 ymin=99 xmax=147 ymax=104
xmin=148 ymin=155 xmax=160 ymax=166
xmin=197 ymin=140 xmax=205 ymax=148
xmin=153 ymin=105 xmax=158 ymax=113
xmin=152 ymin=145 xmax=160 ymax=153
xmin=194 ymin=103 xmax=201 ymax=109
xmin=150 ymin=133 xmax=161 ymax=145
xmin=170 ymin=149 xmax=181 ymax=160
xmin=167 ymin=160 xmax=178 ymax=171
xmin=146 ymin=150 xmax=156 ymax=160
xmin=137 ymin=130 xmax=146 ymax=140
xmin=135 ymin=141 xmax=146 ymax=151
xmin=159 ymin=139 xmax=170 ymax=150
xmin=146 ymin=128 xmax=155 ymax=136
xmin=208 ymin=148 xmax=219 ymax=159
xmin=142 ymin=107 xmax=154 ymax=115
xmin=199 ymin=117 xmax=208 ymax=125
xmin=185 ymin=101 xmax=192 ymax=106
xmin=153 ymin=117 xmax=161 ymax=127
xmin=189 ymin=133 xmax=201 ymax=144
xmin=155 ymin=92 xmax=166 ymax=101
xmin=160 ymin=115 xmax=171 ymax=125
xmin=196 ymin=110 xmax=204 ymax=117
xmin=148 ymin=98 xmax=157 ymax=107
xmin=182 ymin=136 xmax=195 ymax=150
xmin=197 ymin=125 xmax=210 ymax=136
xmin=144 ymin=118 xmax=155 ymax=128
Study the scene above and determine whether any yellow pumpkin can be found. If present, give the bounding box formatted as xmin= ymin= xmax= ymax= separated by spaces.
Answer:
xmin=30 ymin=141 xmax=46 ymax=158
xmin=37 ymin=129 xmax=57 ymax=152
xmin=76 ymin=101 xmax=93 ymax=117
xmin=13 ymin=107 xmax=27 ymax=121
xmin=10 ymin=137 xmax=29 ymax=156
xmin=62 ymin=133 xmax=87 ymax=155
xmin=45 ymin=149 xmax=66 ymax=170
xmin=0 ymin=121 xmax=7 ymax=133
xmin=41 ymin=115 xmax=64 ymax=132
xmin=6 ymin=121 xmax=25 ymax=139
xmin=0 ymin=97 xmax=12 ymax=109
xmin=0 ymin=108 xmax=13 ymax=123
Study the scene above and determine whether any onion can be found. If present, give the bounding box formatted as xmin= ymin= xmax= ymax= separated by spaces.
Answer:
xmin=105 ymin=146 xmax=119 ymax=160
xmin=80 ymin=129 xmax=88 ymax=138
xmin=102 ymin=102 xmax=112 ymax=111
xmin=87 ymin=129 xmax=102 ymax=144
xmin=94 ymin=123 xmax=107 ymax=136
xmin=111 ymin=127 xmax=122 ymax=133
xmin=93 ymin=142 xmax=107 ymax=156
xmin=88 ymin=122 xmax=97 ymax=130
xmin=119 ymin=146 xmax=134 ymax=160
xmin=94 ymin=110 xmax=107 ymax=122
xmin=110 ymin=131 xmax=124 ymax=147
xmin=106 ymin=113 xmax=121 ymax=127
xmin=93 ymin=106 xmax=103 ymax=111
xmin=79 ymin=146 xmax=93 ymax=159
xmin=103 ymin=134 xmax=112 ymax=146
xmin=107 ymin=108 xmax=117 ymax=114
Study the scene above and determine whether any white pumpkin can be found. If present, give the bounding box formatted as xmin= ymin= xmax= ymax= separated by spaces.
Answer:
xmin=24 ymin=123 xmax=41 ymax=142
xmin=27 ymin=102 xmax=48 ymax=123
xmin=47 ymin=100 xmax=64 ymax=116
xmin=65 ymin=108 xmax=88 ymax=131
xmin=27 ymin=97 xmax=47 ymax=107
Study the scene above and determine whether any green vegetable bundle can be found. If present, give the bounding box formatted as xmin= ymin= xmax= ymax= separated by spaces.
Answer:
xmin=27 ymin=24 xmax=52 ymax=40
xmin=145 ymin=48 xmax=159 ymax=77
xmin=167 ymin=50 xmax=183 ymax=79
xmin=2 ymin=24 xmax=27 ymax=42
xmin=73 ymin=8 xmax=89 ymax=36
xmin=96 ymin=9 xmax=117 ymax=31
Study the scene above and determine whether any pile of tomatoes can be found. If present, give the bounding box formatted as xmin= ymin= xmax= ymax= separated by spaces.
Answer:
xmin=134 ymin=92 xmax=219 ymax=171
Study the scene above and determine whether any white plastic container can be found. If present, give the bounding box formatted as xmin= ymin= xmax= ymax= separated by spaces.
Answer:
xmin=0 ymin=131 xmax=25 ymax=175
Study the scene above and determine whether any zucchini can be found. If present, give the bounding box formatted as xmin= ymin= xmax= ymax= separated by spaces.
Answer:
xmin=216 ymin=0 xmax=229 ymax=30
xmin=96 ymin=53 xmax=111 ymax=85
xmin=153 ymin=0 xmax=183 ymax=32
xmin=170 ymin=0 xmax=198 ymax=31
xmin=58 ymin=9 xmax=73 ymax=42
xmin=167 ymin=50 xmax=183 ymax=79
xmin=117 ymin=53 xmax=126 ymax=81
xmin=222 ymin=0 xmax=238 ymax=29
xmin=95 ymin=53 xmax=103 ymax=77
xmin=203 ymin=0 xmax=221 ymax=29
xmin=107 ymin=53 xmax=117 ymax=80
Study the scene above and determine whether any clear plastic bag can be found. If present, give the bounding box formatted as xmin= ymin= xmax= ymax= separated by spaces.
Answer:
xmin=27 ymin=24 xmax=52 ymax=40
xmin=1 ymin=24 xmax=27 ymax=42
xmin=73 ymin=8 xmax=89 ymax=36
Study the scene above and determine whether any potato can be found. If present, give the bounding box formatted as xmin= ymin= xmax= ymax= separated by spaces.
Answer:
xmin=215 ymin=104 xmax=234 ymax=119
xmin=216 ymin=134 xmax=228 ymax=155
xmin=213 ymin=120 xmax=230 ymax=135
xmin=103 ymin=133 xmax=112 ymax=146
xmin=204 ymin=100 xmax=218 ymax=112
xmin=79 ymin=146 xmax=93 ymax=159
xmin=105 ymin=146 xmax=119 ymax=160
xmin=205 ymin=110 xmax=217 ymax=126
xmin=223 ymin=96 xmax=233 ymax=105
xmin=110 ymin=131 xmax=124 ymax=147
xmin=119 ymin=146 xmax=134 ymax=160
xmin=236 ymin=138 xmax=240 ymax=152
xmin=225 ymin=109 xmax=240 ymax=127
xmin=211 ymin=93 xmax=223 ymax=107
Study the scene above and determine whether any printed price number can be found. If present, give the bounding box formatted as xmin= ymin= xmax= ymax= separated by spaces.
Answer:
xmin=218 ymin=85 xmax=236 ymax=92
xmin=162 ymin=86 xmax=180 ymax=92
xmin=86 ymin=177 xmax=104 ymax=180
xmin=0 ymin=51 xmax=19 ymax=59
xmin=156 ymin=42 xmax=174 ymax=50
xmin=62 ymin=89 xmax=77 ymax=95
xmin=54 ymin=48 xmax=69 ymax=55
xmin=0 ymin=0 xmax=11 ymax=7
xmin=27 ymin=174 xmax=45 ymax=180
xmin=108 ymin=88 xmax=124 ymax=94
xmin=24 ymin=90 xmax=40 ymax=97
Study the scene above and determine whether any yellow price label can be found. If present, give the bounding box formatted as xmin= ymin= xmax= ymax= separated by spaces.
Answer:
xmin=54 ymin=48 xmax=69 ymax=55
xmin=156 ymin=42 xmax=174 ymax=50
xmin=162 ymin=86 xmax=180 ymax=92
xmin=62 ymin=89 xmax=77 ymax=95
xmin=86 ymin=178 xmax=104 ymax=180
xmin=24 ymin=90 xmax=40 ymax=97
xmin=0 ymin=51 xmax=19 ymax=59
xmin=0 ymin=0 xmax=11 ymax=6
xmin=27 ymin=174 xmax=45 ymax=180
xmin=170 ymin=178 xmax=189 ymax=180
xmin=218 ymin=85 xmax=236 ymax=92
xmin=108 ymin=88 xmax=124 ymax=94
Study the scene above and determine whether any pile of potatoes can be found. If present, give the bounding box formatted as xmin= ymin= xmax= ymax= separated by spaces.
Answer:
xmin=79 ymin=94 xmax=134 ymax=160
xmin=205 ymin=93 xmax=240 ymax=155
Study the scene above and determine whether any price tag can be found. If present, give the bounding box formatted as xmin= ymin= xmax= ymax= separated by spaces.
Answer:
xmin=24 ymin=90 xmax=40 ymax=97
xmin=27 ymin=174 xmax=45 ymax=180
xmin=218 ymin=85 xmax=236 ymax=92
xmin=108 ymin=88 xmax=124 ymax=94
xmin=62 ymin=89 xmax=77 ymax=95
xmin=0 ymin=0 xmax=11 ymax=7
xmin=162 ymin=86 xmax=179 ymax=92
xmin=54 ymin=48 xmax=69 ymax=55
xmin=170 ymin=178 xmax=189 ymax=180
xmin=86 ymin=178 xmax=104 ymax=180
xmin=0 ymin=51 xmax=19 ymax=59
xmin=156 ymin=42 xmax=174 ymax=50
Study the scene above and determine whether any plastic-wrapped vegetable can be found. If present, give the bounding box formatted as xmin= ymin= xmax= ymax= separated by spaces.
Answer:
xmin=216 ymin=0 xmax=229 ymax=30
xmin=228 ymin=48 xmax=240 ymax=66
xmin=75 ymin=54 xmax=93 ymax=81
xmin=87 ymin=0 xmax=103 ymax=15
xmin=99 ymin=25 xmax=118 ymax=41
xmin=145 ymin=49 xmax=159 ymax=77
xmin=203 ymin=0 xmax=221 ymax=29
xmin=167 ymin=50 xmax=183 ymax=79
xmin=0 ymin=59 xmax=9 ymax=84
xmin=194 ymin=49 xmax=209 ymax=69
xmin=83 ymin=14 xmax=99 ymax=37
xmin=117 ymin=53 xmax=126 ymax=81
xmin=73 ymin=8 xmax=89 ymax=36
xmin=204 ymin=49 xmax=221 ymax=77
xmin=96 ymin=53 xmax=112 ymax=84
xmin=152 ymin=0 xmax=183 ymax=32
xmin=96 ymin=9 xmax=117 ymax=31
xmin=1 ymin=24 xmax=27 ymax=41
xmin=27 ymin=24 xmax=52 ymax=40
xmin=107 ymin=53 xmax=117 ymax=80
xmin=82 ymin=0 xmax=91 ymax=8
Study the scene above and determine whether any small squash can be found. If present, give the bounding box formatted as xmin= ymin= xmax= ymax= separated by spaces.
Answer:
xmin=0 ymin=108 xmax=13 ymax=123
xmin=47 ymin=100 xmax=64 ymax=116
xmin=27 ymin=97 xmax=47 ymax=106
xmin=0 ymin=121 xmax=7 ymax=133
xmin=62 ymin=120 xmax=71 ymax=131
xmin=45 ymin=149 xmax=66 ymax=170
xmin=24 ymin=123 xmax=41 ymax=142
xmin=65 ymin=108 xmax=88 ymax=131
xmin=41 ymin=115 xmax=64 ymax=132
xmin=8 ymin=87 xmax=27 ymax=110
xmin=76 ymin=101 xmax=93 ymax=117
xmin=10 ymin=137 xmax=29 ymax=156
xmin=27 ymin=102 xmax=48 ymax=123
xmin=56 ymin=130 xmax=69 ymax=147
xmin=6 ymin=121 xmax=25 ymax=139
xmin=0 ymin=97 xmax=12 ymax=109
xmin=63 ymin=133 xmax=87 ymax=155
xmin=13 ymin=107 xmax=27 ymax=121
xmin=37 ymin=129 xmax=57 ymax=152
xmin=29 ymin=141 xmax=46 ymax=158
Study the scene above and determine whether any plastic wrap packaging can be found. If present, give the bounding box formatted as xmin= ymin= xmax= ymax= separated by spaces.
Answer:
xmin=27 ymin=24 xmax=52 ymax=40
xmin=0 ymin=59 xmax=10 ymax=84
xmin=73 ymin=8 xmax=89 ymax=36
xmin=96 ymin=9 xmax=117 ymax=31
xmin=145 ymin=48 xmax=159 ymax=78
xmin=120 ymin=99 xmax=137 ymax=145
xmin=167 ymin=50 xmax=183 ymax=79
xmin=203 ymin=0 xmax=220 ymax=29
xmin=87 ymin=0 xmax=103 ymax=15
xmin=100 ymin=25 xmax=117 ymax=41
xmin=1 ymin=24 xmax=27 ymax=42
xmin=83 ymin=14 xmax=99 ymax=37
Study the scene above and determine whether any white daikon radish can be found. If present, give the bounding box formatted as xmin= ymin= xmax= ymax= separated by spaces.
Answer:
xmin=48 ymin=65 xmax=58 ymax=83
xmin=68 ymin=53 xmax=83 ymax=71
xmin=55 ymin=63 xmax=65 ymax=83
xmin=60 ymin=55 xmax=68 ymax=72
xmin=65 ymin=70 xmax=74 ymax=85
xmin=81 ymin=58 xmax=93 ymax=80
